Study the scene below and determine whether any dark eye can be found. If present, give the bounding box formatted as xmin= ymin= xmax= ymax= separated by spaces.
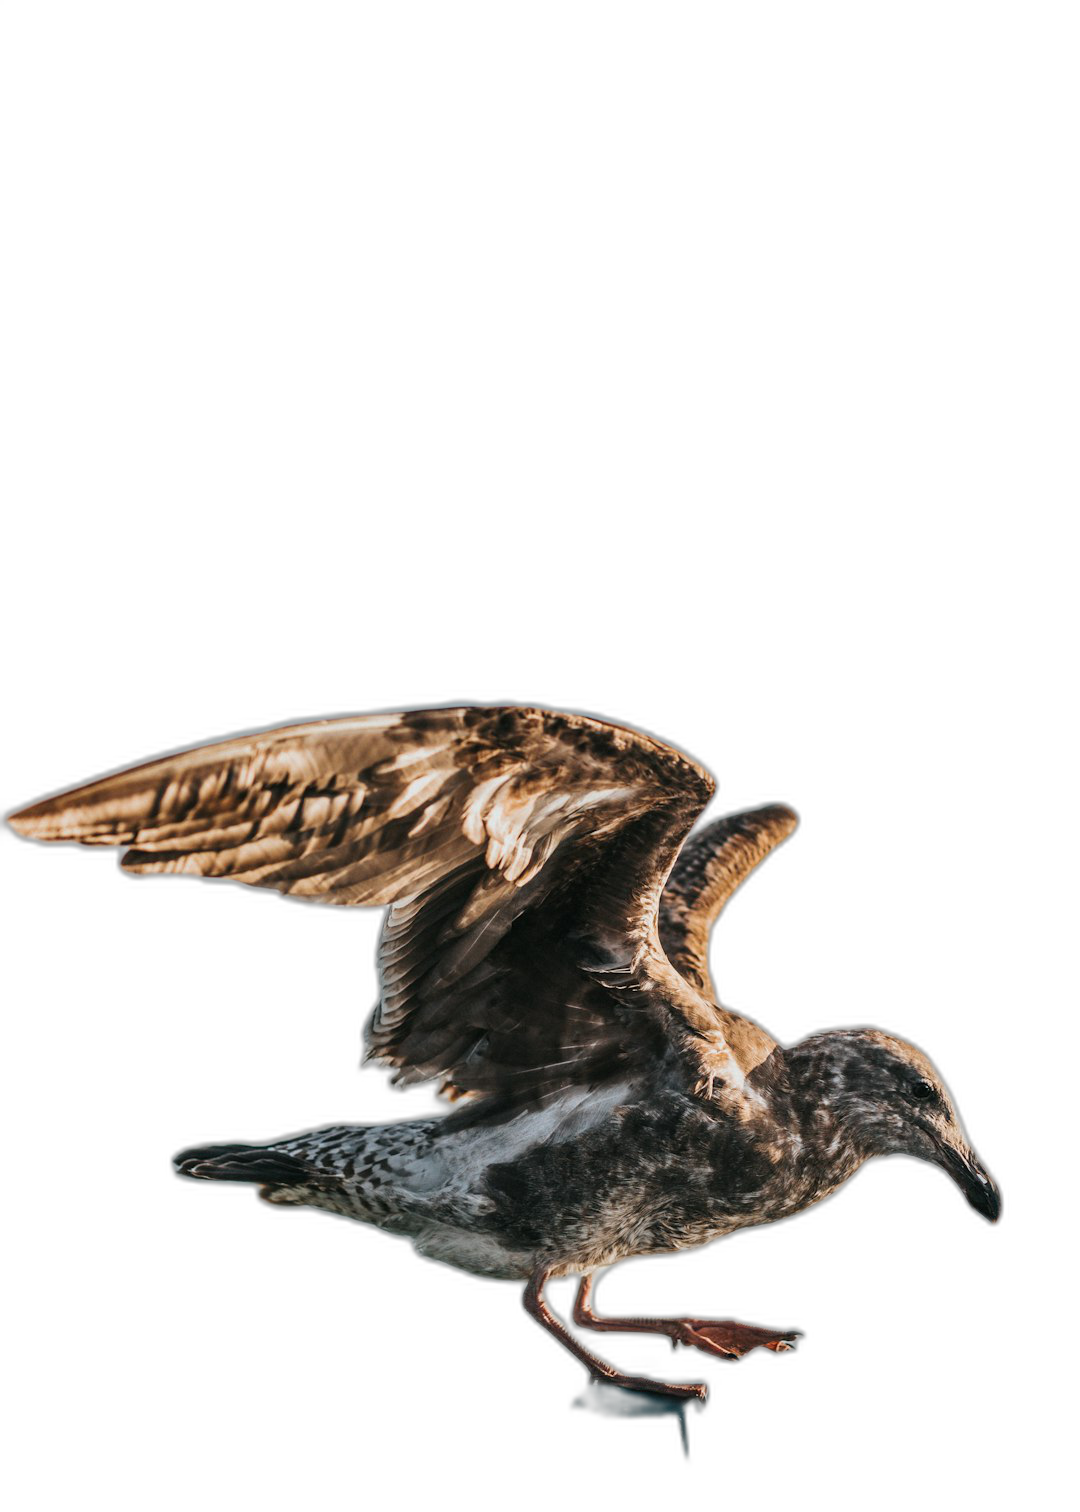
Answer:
xmin=910 ymin=1079 xmax=936 ymax=1103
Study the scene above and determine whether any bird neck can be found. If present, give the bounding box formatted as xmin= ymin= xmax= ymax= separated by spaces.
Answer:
xmin=772 ymin=1035 xmax=878 ymax=1180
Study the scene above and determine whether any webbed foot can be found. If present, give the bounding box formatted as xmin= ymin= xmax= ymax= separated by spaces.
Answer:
xmin=669 ymin=1318 xmax=800 ymax=1359
xmin=572 ymin=1274 xmax=799 ymax=1366
xmin=587 ymin=1369 xmax=708 ymax=1401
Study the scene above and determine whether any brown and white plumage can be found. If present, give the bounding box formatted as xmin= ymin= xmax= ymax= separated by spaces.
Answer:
xmin=8 ymin=704 xmax=999 ymax=1403
xmin=10 ymin=705 xmax=772 ymax=1107
xmin=658 ymin=804 xmax=798 ymax=996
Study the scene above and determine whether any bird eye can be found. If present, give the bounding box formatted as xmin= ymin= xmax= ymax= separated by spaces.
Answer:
xmin=910 ymin=1079 xmax=936 ymax=1103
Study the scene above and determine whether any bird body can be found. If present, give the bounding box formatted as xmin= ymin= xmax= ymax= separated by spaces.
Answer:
xmin=174 ymin=1027 xmax=984 ymax=1285
xmin=9 ymin=705 xmax=999 ymax=1400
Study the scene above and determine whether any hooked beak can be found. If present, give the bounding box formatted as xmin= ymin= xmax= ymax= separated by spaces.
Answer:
xmin=936 ymin=1140 xmax=1001 ymax=1222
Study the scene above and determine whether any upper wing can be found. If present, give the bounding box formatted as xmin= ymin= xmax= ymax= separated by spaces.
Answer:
xmin=658 ymin=803 xmax=798 ymax=999
xmin=658 ymin=805 xmax=798 ymax=997
xmin=10 ymin=706 xmax=760 ymax=1107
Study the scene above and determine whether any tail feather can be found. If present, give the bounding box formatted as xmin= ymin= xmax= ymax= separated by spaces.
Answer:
xmin=174 ymin=1141 xmax=320 ymax=1186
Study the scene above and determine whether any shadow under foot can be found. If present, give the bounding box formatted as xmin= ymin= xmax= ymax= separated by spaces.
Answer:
xmin=573 ymin=1378 xmax=704 ymax=1456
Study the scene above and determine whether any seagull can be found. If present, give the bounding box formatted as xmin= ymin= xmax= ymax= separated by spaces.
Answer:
xmin=8 ymin=705 xmax=1000 ymax=1400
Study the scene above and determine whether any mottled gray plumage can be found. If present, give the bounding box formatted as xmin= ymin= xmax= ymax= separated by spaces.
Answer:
xmin=9 ymin=705 xmax=999 ymax=1400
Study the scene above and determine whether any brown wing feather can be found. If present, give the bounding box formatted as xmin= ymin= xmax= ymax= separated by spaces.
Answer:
xmin=658 ymin=804 xmax=799 ymax=996
xmin=653 ymin=798 xmax=792 ymax=1082
xmin=10 ymin=706 xmax=751 ymax=1107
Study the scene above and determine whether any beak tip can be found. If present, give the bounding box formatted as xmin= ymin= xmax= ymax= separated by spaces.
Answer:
xmin=940 ymin=1142 xmax=1000 ymax=1223
xmin=983 ymin=1190 xmax=1002 ymax=1224
xmin=966 ymin=1173 xmax=1001 ymax=1223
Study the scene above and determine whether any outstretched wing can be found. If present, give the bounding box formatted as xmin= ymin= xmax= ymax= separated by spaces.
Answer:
xmin=658 ymin=804 xmax=798 ymax=997
xmin=10 ymin=706 xmax=760 ymax=1107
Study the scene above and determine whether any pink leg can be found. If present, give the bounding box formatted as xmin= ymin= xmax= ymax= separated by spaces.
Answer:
xmin=520 ymin=1264 xmax=707 ymax=1403
xmin=572 ymin=1273 xmax=800 ymax=1361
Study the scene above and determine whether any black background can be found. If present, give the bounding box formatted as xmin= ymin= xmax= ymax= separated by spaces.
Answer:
xmin=4 ymin=580 xmax=1010 ymax=1487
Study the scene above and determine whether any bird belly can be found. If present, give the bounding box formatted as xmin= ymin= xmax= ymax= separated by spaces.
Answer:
xmin=254 ymin=1085 xmax=793 ymax=1282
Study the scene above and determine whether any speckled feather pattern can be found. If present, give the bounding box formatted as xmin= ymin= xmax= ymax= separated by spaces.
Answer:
xmin=11 ymin=705 xmax=999 ymax=1328
xmin=173 ymin=1036 xmax=933 ymax=1283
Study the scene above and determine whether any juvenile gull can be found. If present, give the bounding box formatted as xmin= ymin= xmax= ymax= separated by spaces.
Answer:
xmin=8 ymin=705 xmax=1000 ymax=1400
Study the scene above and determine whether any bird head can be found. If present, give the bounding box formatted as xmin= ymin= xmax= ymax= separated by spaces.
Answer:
xmin=797 ymin=1028 xmax=1001 ymax=1221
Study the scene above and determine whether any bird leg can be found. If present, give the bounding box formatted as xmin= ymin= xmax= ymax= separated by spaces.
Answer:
xmin=524 ymin=1268 xmax=708 ymax=1400
xmin=572 ymin=1273 xmax=800 ymax=1361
